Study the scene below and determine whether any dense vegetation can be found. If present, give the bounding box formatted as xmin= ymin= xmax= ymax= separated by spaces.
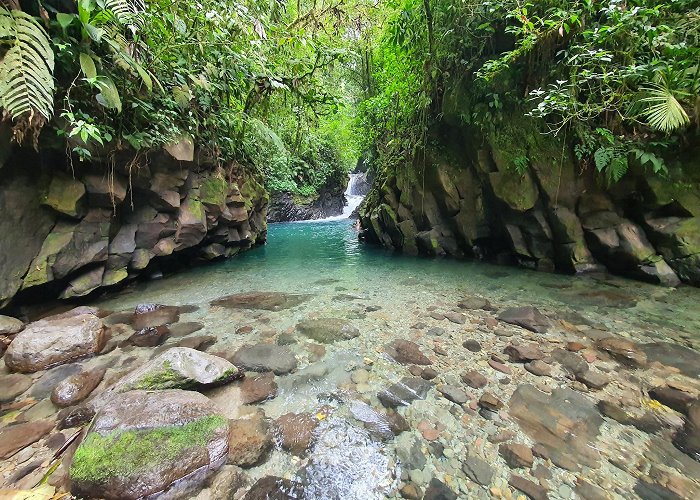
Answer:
xmin=0 ymin=0 xmax=365 ymax=197
xmin=357 ymin=0 xmax=699 ymax=183
xmin=0 ymin=0 xmax=698 ymax=191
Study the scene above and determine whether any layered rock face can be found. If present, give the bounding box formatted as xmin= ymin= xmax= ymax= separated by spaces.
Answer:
xmin=267 ymin=176 xmax=347 ymax=222
xmin=0 ymin=146 xmax=268 ymax=308
xmin=360 ymin=108 xmax=700 ymax=286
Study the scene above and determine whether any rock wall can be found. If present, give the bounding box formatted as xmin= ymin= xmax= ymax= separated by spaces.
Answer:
xmin=0 ymin=145 xmax=268 ymax=309
xmin=360 ymin=108 xmax=700 ymax=287
xmin=267 ymin=173 xmax=348 ymax=222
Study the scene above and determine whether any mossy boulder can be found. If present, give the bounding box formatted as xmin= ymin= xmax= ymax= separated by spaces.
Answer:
xmin=489 ymin=172 xmax=538 ymax=212
xmin=42 ymin=174 xmax=86 ymax=218
xmin=113 ymin=347 xmax=241 ymax=392
xmin=70 ymin=390 xmax=229 ymax=499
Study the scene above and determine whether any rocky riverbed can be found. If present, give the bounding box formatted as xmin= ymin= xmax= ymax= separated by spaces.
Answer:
xmin=1 ymin=279 xmax=699 ymax=499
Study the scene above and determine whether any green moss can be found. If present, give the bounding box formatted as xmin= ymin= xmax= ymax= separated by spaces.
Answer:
xmin=199 ymin=174 xmax=228 ymax=207
xmin=128 ymin=362 xmax=189 ymax=391
xmin=70 ymin=415 xmax=227 ymax=483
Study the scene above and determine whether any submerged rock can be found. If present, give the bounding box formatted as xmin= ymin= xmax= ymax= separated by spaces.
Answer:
xmin=674 ymin=400 xmax=700 ymax=461
xmin=384 ymin=340 xmax=432 ymax=365
xmin=274 ymin=412 xmax=318 ymax=456
xmin=0 ymin=373 xmax=32 ymax=402
xmin=378 ymin=377 xmax=432 ymax=408
xmin=642 ymin=342 xmax=700 ymax=378
xmin=114 ymin=347 xmax=240 ymax=392
xmin=0 ymin=419 xmax=54 ymax=459
xmin=70 ymin=390 xmax=229 ymax=499
xmin=5 ymin=314 xmax=105 ymax=373
xmin=244 ymin=476 xmax=304 ymax=500
xmin=125 ymin=325 xmax=170 ymax=347
xmin=131 ymin=303 xmax=180 ymax=329
xmin=232 ymin=344 xmax=298 ymax=375
xmin=597 ymin=336 xmax=647 ymax=367
xmin=212 ymin=292 xmax=309 ymax=311
xmin=300 ymin=418 xmax=398 ymax=499
xmin=51 ymin=366 xmax=106 ymax=407
xmin=462 ymin=455 xmax=494 ymax=486
xmin=509 ymin=384 xmax=603 ymax=471
xmin=497 ymin=307 xmax=550 ymax=333
xmin=239 ymin=372 xmax=278 ymax=404
xmin=296 ymin=318 xmax=360 ymax=343
xmin=504 ymin=343 xmax=545 ymax=362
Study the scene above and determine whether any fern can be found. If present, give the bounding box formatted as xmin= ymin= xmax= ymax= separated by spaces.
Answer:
xmin=639 ymin=82 xmax=690 ymax=133
xmin=0 ymin=8 xmax=55 ymax=121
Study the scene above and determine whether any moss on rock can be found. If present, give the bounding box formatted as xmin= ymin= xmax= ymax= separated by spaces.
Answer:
xmin=70 ymin=414 xmax=228 ymax=483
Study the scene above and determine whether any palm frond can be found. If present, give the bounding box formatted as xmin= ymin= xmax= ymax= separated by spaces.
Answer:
xmin=639 ymin=82 xmax=690 ymax=133
xmin=0 ymin=8 xmax=55 ymax=121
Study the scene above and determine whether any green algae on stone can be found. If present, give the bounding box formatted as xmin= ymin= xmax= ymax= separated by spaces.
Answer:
xmin=70 ymin=415 xmax=228 ymax=483
xmin=199 ymin=173 xmax=228 ymax=208
xmin=128 ymin=361 xmax=189 ymax=390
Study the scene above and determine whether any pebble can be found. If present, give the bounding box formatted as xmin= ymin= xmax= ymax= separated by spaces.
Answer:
xmin=462 ymin=370 xmax=488 ymax=388
xmin=488 ymin=359 xmax=512 ymax=374
xmin=463 ymin=340 xmax=482 ymax=352
xmin=351 ymin=369 xmax=370 ymax=384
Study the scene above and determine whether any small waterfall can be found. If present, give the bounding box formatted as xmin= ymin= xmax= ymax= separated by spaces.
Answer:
xmin=342 ymin=173 xmax=366 ymax=216
xmin=314 ymin=173 xmax=367 ymax=222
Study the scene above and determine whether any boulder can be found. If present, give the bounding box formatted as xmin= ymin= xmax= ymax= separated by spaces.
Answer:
xmin=509 ymin=384 xmax=603 ymax=471
xmin=231 ymin=344 xmax=297 ymax=375
xmin=83 ymin=174 xmax=127 ymax=207
xmin=0 ymin=314 xmax=24 ymax=335
xmin=211 ymin=292 xmax=309 ymax=311
xmin=51 ymin=367 xmax=106 ymax=407
xmin=4 ymin=314 xmax=105 ymax=373
xmin=228 ymin=410 xmax=272 ymax=467
xmin=70 ymin=390 xmax=229 ymax=499
xmin=125 ymin=325 xmax=170 ymax=347
xmin=112 ymin=347 xmax=240 ymax=392
xmin=295 ymin=318 xmax=360 ymax=343
xmin=498 ymin=307 xmax=550 ymax=333
xmin=384 ymin=340 xmax=432 ymax=365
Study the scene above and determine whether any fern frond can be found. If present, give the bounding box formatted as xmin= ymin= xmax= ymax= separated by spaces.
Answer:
xmin=0 ymin=8 xmax=55 ymax=121
xmin=639 ymin=83 xmax=690 ymax=133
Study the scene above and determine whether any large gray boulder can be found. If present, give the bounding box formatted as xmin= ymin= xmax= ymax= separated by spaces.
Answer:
xmin=4 ymin=314 xmax=105 ymax=373
xmin=70 ymin=390 xmax=229 ymax=499
xmin=114 ymin=347 xmax=241 ymax=392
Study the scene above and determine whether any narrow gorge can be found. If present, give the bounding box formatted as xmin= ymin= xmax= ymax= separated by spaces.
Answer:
xmin=0 ymin=1 xmax=699 ymax=500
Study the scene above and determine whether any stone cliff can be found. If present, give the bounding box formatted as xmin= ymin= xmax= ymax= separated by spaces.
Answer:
xmin=360 ymin=99 xmax=700 ymax=287
xmin=0 ymin=144 xmax=268 ymax=309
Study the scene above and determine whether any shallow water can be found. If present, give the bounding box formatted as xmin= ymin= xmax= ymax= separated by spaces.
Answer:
xmin=4 ymin=220 xmax=700 ymax=498
xmin=98 ymin=219 xmax=700 ymax=351
xmin=88 ymin=220 xmax=700 ymax=498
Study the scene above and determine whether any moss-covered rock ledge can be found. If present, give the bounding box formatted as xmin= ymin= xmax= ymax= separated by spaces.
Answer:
xmin=0 ymin=143 xmax=268 ymax=310
xmin=360 ymin=111 xmax=700 ymax=287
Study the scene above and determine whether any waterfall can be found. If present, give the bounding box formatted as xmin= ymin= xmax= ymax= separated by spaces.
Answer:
xmin=314 ymin=173 xmax=367 ymax=222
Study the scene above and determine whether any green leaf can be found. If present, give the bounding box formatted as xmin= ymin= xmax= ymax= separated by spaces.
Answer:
xmin=96 ymin=75 xmax=121 ymax=112
xmin=56 ymin=13 xmax=75 ymax=29
xmin=79 ymin=53 xmax=97 ymax=79
xmin=0 ymin=8 xmax=55 ymax=121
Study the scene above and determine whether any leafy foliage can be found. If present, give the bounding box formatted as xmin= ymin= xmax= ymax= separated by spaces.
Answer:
xmin=0 ymin=7 xmax=55 ymax=127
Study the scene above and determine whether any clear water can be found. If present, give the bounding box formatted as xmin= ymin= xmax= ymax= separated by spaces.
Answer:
xmin=97 ymin=220 xmax=700 ymax=351
xmin=87 ymin=220 xmax=700 ymax=498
